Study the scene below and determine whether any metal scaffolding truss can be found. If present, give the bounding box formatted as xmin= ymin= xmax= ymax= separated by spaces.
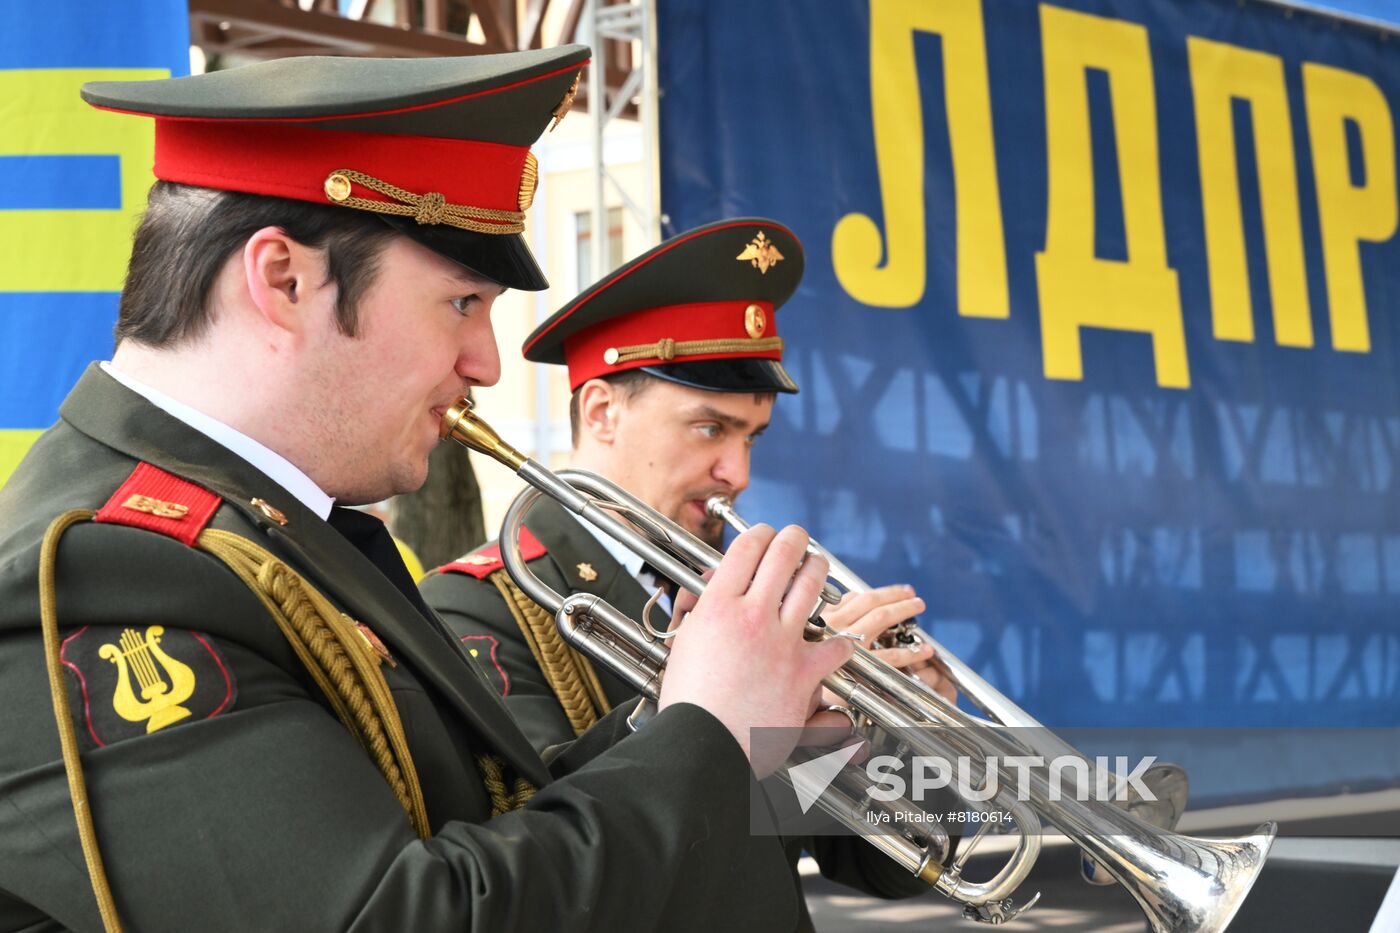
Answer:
xmin=582 ymin=0 xmax=661 ymax=277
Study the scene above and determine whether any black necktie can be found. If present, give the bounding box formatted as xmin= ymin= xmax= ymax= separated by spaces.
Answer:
xmin=327 ymin=506 xmax=434 ymax=621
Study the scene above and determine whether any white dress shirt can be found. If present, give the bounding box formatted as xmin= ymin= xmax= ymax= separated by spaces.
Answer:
xmin=577 ymin=514 xmax=675 ymax=617
xmin=101 ymin=361 xmax=336 ymax=520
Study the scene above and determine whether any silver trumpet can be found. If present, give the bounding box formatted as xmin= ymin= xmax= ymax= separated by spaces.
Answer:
xmin=707 ymin=495 xmax=1194 ymax=884
xmin=442 ymin=399 xmax=1276 ymax=931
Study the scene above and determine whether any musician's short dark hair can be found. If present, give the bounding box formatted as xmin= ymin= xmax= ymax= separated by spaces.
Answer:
xmin=115 ymin=181 xmax=399 ymax=348
xmin=568 ymin=369 xmax=654 ymax=447
xmin=568 ymin=370 xmax=775 ymax=447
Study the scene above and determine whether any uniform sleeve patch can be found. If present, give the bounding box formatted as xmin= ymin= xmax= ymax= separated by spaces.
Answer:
xmin=461 ymin=634 xmax=509 ymax=697
xmin=60 ymin=625 xmax=237 ymax=750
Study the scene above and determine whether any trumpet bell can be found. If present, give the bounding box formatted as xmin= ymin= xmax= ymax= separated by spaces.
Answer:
xmin=1100 ymin=821 xmax=1276 ymax=933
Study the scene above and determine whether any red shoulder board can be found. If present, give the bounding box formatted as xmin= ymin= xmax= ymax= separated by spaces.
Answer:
xmin=94 ymin=463 xmax=221 ymax=547
xmin=438 ymin=527 xmax=546 ymax=579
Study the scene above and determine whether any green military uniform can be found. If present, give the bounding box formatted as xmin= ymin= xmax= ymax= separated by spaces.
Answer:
xmin=421 ymin=496 xmax=938 ymax=933
xmin=0 ymin=366 xmax=802 ymax=931
xmin=0 ymin=48 xmax=806 ymax=930
xmin=422 ymin=217 xmax=944 ymax=930
xmin=422 ymin=498 xmax=642 ymax=747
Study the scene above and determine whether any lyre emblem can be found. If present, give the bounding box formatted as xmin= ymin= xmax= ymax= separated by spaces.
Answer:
xmin=98 ymin=625 xmax=196 ymax=733
xmin=736 ymin=231 xmax=785 ymax=274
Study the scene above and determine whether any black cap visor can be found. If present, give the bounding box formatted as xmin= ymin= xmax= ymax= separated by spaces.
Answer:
xmin=641 ymin=358 xmax=798 ymax=395
xmin=378 ymin=216 xmax=548 ymax=292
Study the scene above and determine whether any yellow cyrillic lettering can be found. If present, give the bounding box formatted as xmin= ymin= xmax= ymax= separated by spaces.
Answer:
xmin=832 ymin=0 xmax=1007 ymax=316
xmin=1188 ymin=37 xmax=1311 ymax=347
xmin=1035 ymin=5 xmax=1188 ymax=388
xmin=1303 ymin=63 xmax=1396 ymax=353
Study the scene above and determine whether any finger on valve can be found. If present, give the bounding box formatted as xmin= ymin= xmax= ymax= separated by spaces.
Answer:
xmin=823 ymin=585 xmax=925 ymax=641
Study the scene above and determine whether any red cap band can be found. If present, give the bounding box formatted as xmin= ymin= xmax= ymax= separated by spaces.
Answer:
xmin=564 ymin=300 xmax=780 ymax=389
xmin=154 ymin=120 xmax=530 ymax=214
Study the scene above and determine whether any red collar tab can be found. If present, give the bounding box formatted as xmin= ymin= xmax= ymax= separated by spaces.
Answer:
xmin=94 ymin=463 xmax=222 ymax=547
xmin=438 ymin=527 xmax=546 ymax=579
xmin=154 ymin=120 xmax=531 ymax=221
xmin=564 ymin=299 xmax=780 ymax=389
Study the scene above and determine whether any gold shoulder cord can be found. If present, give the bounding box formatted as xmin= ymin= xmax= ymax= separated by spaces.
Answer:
xmin=38 ymin=512 xmax=122 ymax=933
xmin=487 ymin=569 xmax=612 ymax=736
xmin=39 ymin=512 xmax=432 ymax=933
xmin=475 ymin=753 xmax=537 ymax=818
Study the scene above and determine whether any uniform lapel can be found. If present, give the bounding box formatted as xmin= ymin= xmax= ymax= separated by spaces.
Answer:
xmin=261 ymin=523 xmax=551 ymax=786
xmin=523 ymin=498 xmax=672 ymax=634
xmin=60 ymin=365 xmax=551 ymax=787
xmin=521 ymin=499 xmax=669 ymax=707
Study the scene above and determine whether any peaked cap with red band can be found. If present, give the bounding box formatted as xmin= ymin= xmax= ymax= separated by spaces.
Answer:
xmin=80 ymin=45 xmax=590 ymax=291
xmin=524 ymin=218 xmax=804 ymax=394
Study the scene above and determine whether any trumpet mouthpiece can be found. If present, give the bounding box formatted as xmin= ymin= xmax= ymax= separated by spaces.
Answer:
xmin=705 ymin=495 xmax=734 ymax=519
xmin=439 ymin=396 xmax=527 ymax=471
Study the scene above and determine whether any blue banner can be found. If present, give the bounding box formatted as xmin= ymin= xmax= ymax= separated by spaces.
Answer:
xmin=658 ymin=0 xmax=1400 ymax=761
xmin=0 ymin=0 xmax=188 ymax=483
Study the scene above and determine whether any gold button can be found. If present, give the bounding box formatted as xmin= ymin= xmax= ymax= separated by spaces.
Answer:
xmin=323 ymin=173 xmax=352 ymax=202
xmin=744 ymin=303 xmax=767 ymax=339
xmin=251 ymin=498 xmax=288 ymax=526
xmin=603 ymin=348 xmax=620 ymax=366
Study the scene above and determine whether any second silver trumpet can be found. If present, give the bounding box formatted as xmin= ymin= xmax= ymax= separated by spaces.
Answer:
xmin=442 ymin=398 xmax=1275 ymax=932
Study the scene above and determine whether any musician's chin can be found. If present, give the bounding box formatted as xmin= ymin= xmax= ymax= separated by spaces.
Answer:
xmin=695 ymin=518 xmax=724 ymax=550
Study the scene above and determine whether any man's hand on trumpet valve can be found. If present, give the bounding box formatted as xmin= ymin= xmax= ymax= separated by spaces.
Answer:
xmin=657 ymin=524 xmax=854 ymax=777
xmin=819 ymin=585 xmax=958 ymax=704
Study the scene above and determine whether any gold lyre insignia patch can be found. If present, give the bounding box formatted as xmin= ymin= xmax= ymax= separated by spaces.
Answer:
xmin=577 ymin=562 xmax=599 ymax=582
xmin=99 ymin=625 xmax=196 ymax=733
xmin=122 ymin=494 xmax=189 ymax=520
xmin=60 ymin=626 xmax=236 ymax=748
xmin=735 ymin=231 xmax=785 ymax=274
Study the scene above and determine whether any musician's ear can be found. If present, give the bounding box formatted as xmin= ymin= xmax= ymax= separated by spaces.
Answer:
xmin=576 ymin=378 xmax=619 ymax=444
